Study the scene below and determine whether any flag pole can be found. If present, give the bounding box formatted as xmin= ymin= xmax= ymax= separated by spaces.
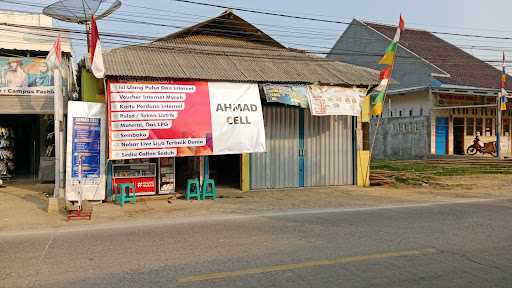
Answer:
xmin=497 ymin=88 xmax=502 ymax=159
xmin=496 ymin=51 xmax=505 ymax=159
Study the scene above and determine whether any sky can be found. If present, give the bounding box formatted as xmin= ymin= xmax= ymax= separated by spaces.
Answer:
xmin=2 ymin=0 xmax=512 ymax=68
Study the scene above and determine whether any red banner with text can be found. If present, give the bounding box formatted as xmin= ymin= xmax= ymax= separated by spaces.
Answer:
xmin=107 ymin=81 xmax=266 ymax=160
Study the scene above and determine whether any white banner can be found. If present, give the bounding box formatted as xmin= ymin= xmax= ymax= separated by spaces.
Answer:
xmin=209 ymin=82 xmax=266 ymax=154
xmin=65 ymin=101 xmax=106 ymax=201
xmin=307 ymin=85 xmax=366 ymax=116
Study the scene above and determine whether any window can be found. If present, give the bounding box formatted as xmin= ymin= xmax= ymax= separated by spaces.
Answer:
xmin=504 ymin=119 xmax=510 ymax=137
xmin=476 ymin=118 xmax=483 ymax=136
xmin=399 ymin=110 xmax=402 ymax=117
xmin=485 ymin=118 xmax=493 ymax=136
xmin=466 ymin=118 xmax=474 ymax=136
xmin=419 ymin=108 xmax=423 ymax=116
xmin=390 ymin=111 xmax=393 ymax=117
xmin=409 ymin=109 xmax=413 ymax=116
xmin=416 ymin=123 xmax=422 ymax=132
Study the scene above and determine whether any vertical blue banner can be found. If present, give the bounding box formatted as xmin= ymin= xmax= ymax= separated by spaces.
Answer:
xmin=71 ymin=117 xmax=101 ymax=181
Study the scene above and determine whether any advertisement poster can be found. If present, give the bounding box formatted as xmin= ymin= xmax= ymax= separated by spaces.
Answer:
xmin=261 ymin=84 xmax=309 ymax=108
xmin=0 ymin=56 xmax=55 ymax=96
xmin=307 ymin=85 xmax=367 ymax=116
xmin=113 ymin=177 xmax=156 ymax=195
xmin=71 ymin=117 xmax=101 ymax=181
xmin=108 ymin=81 xmax=265 ymax=160
xmin=66 ymin=101 xmax=106 ymax=201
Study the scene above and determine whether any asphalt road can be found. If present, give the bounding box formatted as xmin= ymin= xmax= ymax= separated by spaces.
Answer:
xmin=2 ymin=198 xmax=512 ymax=288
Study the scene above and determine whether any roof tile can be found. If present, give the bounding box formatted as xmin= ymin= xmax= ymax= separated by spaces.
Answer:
xmin=365 ymin=21 xmax=510 ymax=90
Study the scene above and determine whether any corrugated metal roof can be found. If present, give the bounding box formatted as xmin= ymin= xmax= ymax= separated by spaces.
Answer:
xmin=105 ymin=38 xmax=378 ymax=85
xmin=103 ymin=11 xmax=379 ymax=86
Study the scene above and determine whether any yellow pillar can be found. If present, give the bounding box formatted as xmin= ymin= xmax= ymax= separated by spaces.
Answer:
xmin=357 ymin=95 xmax=371 ymax=187
xmin=240 ymin=153 xmax=250 ymax=191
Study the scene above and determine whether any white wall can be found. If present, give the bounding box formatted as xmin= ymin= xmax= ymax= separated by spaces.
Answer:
xmin=0 ymin=10 xmax=72 ymax=53
xmin=383 ymin=91 xmax=432 ymax=118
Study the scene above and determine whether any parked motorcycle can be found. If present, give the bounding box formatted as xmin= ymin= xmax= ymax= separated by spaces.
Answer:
xmin=466 ymin=136 xmax=497 ymax=156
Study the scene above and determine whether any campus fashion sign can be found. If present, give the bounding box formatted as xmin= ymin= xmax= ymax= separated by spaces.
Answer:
xmin=261 ymin=84 xmax=309 ymax=108
xmin=65 ymin=101 xmax=107 ymax=201
xmin=107 ymin=81 xmax=266 ymax=160
xmin=0 ymin=56 xmax=54 ymax=96
xmin=307 ymin=85 xmax=367 ymax=116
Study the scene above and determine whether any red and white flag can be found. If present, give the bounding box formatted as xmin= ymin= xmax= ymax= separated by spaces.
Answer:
xmin=46 ymin=34 xmax=62 ymax=69
xmin=393 ymin=14 xmax=405 ymax=42
xmin=89 ymin=16 xmax=105 ymax=78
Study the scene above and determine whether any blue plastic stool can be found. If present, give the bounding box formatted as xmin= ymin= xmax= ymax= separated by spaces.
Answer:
xmin=186 ymin=178 xmax=201 ymax=200
xmin=114 ymin=183 xmax=136 ymax=207
xmin=202 ymin=178 xmax=217 ymax=200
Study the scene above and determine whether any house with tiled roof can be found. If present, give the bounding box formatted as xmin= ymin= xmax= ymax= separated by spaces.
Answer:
xmin=328 ymin=19 xmax=511 ymax=159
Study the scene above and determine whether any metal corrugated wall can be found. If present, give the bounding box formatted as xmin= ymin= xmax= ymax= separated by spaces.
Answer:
xmin=304 ymin=114 xmax=353 ymax=186
xmin=250 ymin=105 xmax=299 ymax=189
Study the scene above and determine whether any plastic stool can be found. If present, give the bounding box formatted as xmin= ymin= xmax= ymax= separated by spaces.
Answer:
xmin=114 ymin=183 xmax=136 ymax=207
xmin=202 ymin=178 xmax=216 ymax=200
xmin=186 ymin=178 xmax=201 ymax=200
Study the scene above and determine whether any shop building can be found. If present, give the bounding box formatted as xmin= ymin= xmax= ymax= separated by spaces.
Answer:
xmin=328 ymin=19 xmax=512 ymax=159
xmin=81 ymin=10 xmax=378 ymax=197
xmin=0 ymin=11 xmax=73 ymax=182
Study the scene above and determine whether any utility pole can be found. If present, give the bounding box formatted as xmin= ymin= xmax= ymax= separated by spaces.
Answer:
xmin=497 ymin=51 xmax=507 ymax=160
xmin=53 ymin=67 xmax=64 ymax=197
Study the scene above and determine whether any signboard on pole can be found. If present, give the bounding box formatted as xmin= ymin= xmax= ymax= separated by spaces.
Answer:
xmin=107 ymin=81 xmax=265 ymax=160
xmin=307 ymin=85 xmax=366 ymax=116
xmin=65 ymin=101 xmax=106 ymax=201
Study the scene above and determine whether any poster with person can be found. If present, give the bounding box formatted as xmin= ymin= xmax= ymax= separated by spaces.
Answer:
xmin=0 ymin=56 xmax=55 ymax=96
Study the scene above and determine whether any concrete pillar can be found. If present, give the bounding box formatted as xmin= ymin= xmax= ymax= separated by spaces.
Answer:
xmin=430 ymin=112 xmax=436 ymax=155
xmin=448 ymin=115 xmax=454 ymax=155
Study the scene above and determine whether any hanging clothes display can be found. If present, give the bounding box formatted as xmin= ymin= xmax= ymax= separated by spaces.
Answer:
xmin=0 ymin=125 xmax=15 ymax=178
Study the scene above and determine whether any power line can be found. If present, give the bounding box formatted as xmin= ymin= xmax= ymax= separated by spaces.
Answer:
xmin=4 ymin=1 xmax=508 ymax=54
xmin=2 ymin=8 xmax=510 ymax=58
xmin=170 ymin=0 xmax=353 ymax=25
xmin=2 ymin=22 xmax=511 ymax=68
xmin=5 ymin=0 xmax=512 ymax=44
xmin=169 ymin=0 xmax=512 ymax=42
xmin=4 ymin=0 xmax=512 ymax=51
xmin=1 ymin=1 xmax=512 ymax=69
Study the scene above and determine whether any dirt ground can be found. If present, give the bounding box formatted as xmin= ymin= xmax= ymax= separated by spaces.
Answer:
xmin=1 ymin=174 xmax=511 ymax=233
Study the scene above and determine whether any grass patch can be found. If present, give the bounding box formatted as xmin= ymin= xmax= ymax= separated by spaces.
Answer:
xmin=371 ymin=160 xmax=512 ymax=186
